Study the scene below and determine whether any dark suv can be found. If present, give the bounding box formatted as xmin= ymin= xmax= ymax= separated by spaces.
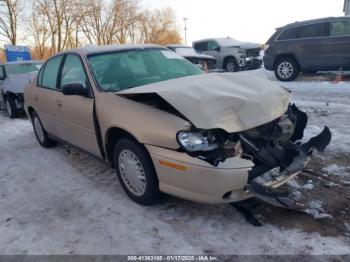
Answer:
xmin=264 ymin=17 xmax=350 ymax=81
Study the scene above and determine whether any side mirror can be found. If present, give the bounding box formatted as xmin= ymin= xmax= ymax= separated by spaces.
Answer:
xmin=62 ymin=82 xmax=89 ymax=97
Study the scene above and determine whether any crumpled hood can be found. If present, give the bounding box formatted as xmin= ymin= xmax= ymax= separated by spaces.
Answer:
xmin=118 ymin=73 xmax=291 ymax=133
xmin=2 ymin=72 xmax=37 ymax=94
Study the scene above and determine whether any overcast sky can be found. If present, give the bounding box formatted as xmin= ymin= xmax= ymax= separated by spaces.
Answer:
xmin=142 ymin=0 xmax=345 ymax=45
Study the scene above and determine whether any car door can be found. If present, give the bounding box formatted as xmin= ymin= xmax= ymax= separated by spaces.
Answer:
xmin=205 ymin=40 xmax=224 ymax=68
xmin=325 ymin=20 xmax=350 ymax=70
xmin=34 ymin=55 xmax=64 ymax=136
xmin=294 ymin=22 xmax=328 ymax=70
xmin=54 ymin=53 xmax=101 ymax=157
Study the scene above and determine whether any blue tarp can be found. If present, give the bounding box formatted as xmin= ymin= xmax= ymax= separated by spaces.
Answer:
xmin=4 ymin=45 xmax=32 ymax=62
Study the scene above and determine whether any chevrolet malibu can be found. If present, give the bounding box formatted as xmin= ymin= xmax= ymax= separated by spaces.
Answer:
xmin=24 ymin=45 xmax=331 ymax=206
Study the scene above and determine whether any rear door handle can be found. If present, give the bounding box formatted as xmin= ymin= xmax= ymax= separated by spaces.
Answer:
xmin=55 ymin=99 xmax=62 ymax=107
xmin=34 ymin=95 xmax=38 ymax=101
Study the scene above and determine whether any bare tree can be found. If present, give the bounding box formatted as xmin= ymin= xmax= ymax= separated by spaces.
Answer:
xmin=30 ymin=0 xmax=50 ymax=58
xmin=21 ymin=0 xmax=182 ymax=58
xmin=138 ymin=7 xmax=181 ymax=45
xmin=0 ymin=0 xmax=22 ymax=45
xmin=81 ymin=0 xmax=140 ymax=45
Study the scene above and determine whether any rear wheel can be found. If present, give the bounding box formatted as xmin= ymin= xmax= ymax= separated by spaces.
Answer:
xmin=5 ymin=96 xmax=18 ymax=119
xmin=113 ymin=138 xmax=160 ymax=205
xmin=31 ymin=111 xmax=56 ymax=148
xmin=274 ymin=58 xmax=299 ymax=81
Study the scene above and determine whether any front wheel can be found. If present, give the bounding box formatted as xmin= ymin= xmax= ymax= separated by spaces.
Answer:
xmin=114 ymin=139 xmax=161 ymax=205
xmin=274 ymin=58 xmax=299 ymax=81
xmin=224 ymin=58 xmax=238 ymax=72
xmin=31 ymin=111 xmax=56 ymax=148
xmin=5 ymin=96 xmax=18 ymax=119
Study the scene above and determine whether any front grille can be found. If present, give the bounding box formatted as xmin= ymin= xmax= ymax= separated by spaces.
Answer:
xmin=246 ymin=48 xmax=261 ymax=57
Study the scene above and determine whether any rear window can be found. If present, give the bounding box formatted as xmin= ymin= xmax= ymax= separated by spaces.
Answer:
xmin=330 ymin=20 xmax=350 ymax=36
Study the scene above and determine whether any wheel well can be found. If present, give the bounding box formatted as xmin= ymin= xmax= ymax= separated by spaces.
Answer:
xmin=3 ymin=92 xmax=10 ymax=101
xmin=273 ymin=54 xmax=300 ymax=70
xmin=27 ymin=106 xmax=35 ymax=119
xmin=105 ymin=127 xmax=140 ymax=167
xmin=223 ymin=56 xmax=237 ymax=68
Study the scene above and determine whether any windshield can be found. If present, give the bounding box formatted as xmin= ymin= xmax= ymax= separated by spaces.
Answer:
xmin=88 ymin=48 xmax=203 ymax=92
xmin=5 ymin=62 xmax=42 ymax=75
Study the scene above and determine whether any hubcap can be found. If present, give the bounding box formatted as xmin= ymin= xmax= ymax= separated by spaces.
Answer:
xmin=6 ymin=100 xmax=12 ymax=117
xmin=226 ymin=62 xmax=236 ymax=72
xmin=33 ymin=116 xmax=45 ymax=143
xmin=278 ymin=62 xmax=294 ymax=79
xmin=118 ymin=149 xmax=147 ymax=196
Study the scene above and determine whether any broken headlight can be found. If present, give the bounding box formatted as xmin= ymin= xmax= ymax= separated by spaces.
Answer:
xmin=177 ymin=131 xmax=219 ymax=152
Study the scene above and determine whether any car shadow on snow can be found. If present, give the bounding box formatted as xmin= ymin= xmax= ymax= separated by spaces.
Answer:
xmin=62 ymin=143 xmax=350 ymax=239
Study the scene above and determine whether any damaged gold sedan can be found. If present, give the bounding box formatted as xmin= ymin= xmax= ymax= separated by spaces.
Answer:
xmin=24 ymin=45 xmax=331 ymax=206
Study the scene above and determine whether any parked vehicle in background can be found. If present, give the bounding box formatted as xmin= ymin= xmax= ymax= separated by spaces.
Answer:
xmin=264 ymin=17 xmax=350 ymax=81
xmin=24 ymin=45 xmax=331 ymax=207
xmin=166 ymin=45 xmax=218 ymax=72
xmin=0 ymin=61 xmax=43 ymax=118
xmin=193 ymin=37 xmax=262 ymax=72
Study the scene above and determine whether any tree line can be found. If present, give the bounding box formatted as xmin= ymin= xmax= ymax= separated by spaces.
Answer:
xmin=0 ymin=0 xmax=182 ymax=60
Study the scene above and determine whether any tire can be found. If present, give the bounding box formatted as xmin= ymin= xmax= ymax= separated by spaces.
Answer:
xmin=224 ymin=57 xmax=238 ymax=72
xmin=5 ymin=96 xmax=18 ymax=119
xmin=274 ymin=58 xmax=299 ymax=82
xmin=31 ymin=111 xmax=56 ymax=148
xmin=113 ymin=138 xmax=160 ymax=205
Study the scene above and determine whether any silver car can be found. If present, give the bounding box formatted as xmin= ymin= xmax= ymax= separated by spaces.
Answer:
xmin=193 ymin=37 xmax=262 ymax=72
xmin=0 ymin=61 xmax=43 ymax=118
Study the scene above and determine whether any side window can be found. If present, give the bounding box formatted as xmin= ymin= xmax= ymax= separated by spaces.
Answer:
xmin=278 ymin=27 xmax=300 ymax=40
xmin=299 ymin=23 xmax=327 ymax=38
xmin=60 ymin=54 xmax=87 ymax=89
xmin=194 ymin=42 xmax=208 ymax=52
xmin=330 ymin=20 xmax=350 ymax=37
xmin=42 ymin=56 xmax=63 ymax=89
xmin=207 ymin=41 xmax=219 ymax=51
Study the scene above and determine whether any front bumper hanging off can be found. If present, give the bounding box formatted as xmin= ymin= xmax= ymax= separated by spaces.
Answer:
xmin=246 ymin=126 xmax=332 ymax=210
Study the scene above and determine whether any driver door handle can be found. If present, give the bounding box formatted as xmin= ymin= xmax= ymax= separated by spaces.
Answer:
xmin=55 ymin=99 xmax=62 ymax=107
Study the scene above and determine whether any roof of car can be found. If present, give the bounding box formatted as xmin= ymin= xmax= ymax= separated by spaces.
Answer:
xmin=57 ymin=44 xmax=165 ymax=56
xmin=279 ymin=16 xmax=350 ymax=29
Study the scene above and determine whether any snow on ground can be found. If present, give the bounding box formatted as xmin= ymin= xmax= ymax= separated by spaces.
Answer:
xmin=0 ymin=70 xmax=350 ymax=255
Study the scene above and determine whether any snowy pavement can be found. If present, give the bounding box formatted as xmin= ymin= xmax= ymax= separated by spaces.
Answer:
xmin=0 ymin=70 xmax=350 ymax=255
